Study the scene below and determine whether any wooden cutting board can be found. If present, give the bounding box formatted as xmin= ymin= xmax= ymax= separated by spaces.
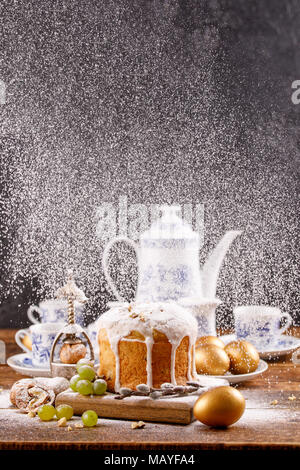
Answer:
xmin=56 ymin=390 xmax=198 ymax=424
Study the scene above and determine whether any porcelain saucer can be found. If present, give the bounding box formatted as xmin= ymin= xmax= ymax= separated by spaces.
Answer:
xmin=7 ymin=353 xmax=51 ymax=377
xmin=7 ymin=353 xmax=100 ymax=378
xmin=198 ymin=359 xmax=268 ymax=385
xmin=220 ymin=334 xmax=300 ymax=360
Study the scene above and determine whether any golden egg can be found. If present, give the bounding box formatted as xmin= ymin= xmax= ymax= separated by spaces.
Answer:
xmin=225 ymin=340 xmax=259 ymax=375
xmin=22 ymin=334 xmax=32 ymax=351
xmin=195 ymin=344 xmax=230 ymax=376
xmin=193 ymin=385 xmax=246 ymax=427
xmin=196 ymin=335 xmax=225 ymax=349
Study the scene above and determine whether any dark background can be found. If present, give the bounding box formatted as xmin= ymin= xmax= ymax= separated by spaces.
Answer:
xmin=0 ymin=0 xmax=299 ymax=329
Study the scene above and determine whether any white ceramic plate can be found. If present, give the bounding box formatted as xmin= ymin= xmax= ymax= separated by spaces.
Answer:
xmin=220 ymin=334 xmax=300 ymax=360
xmin=197 ymin=359 xmax=268 ymax=385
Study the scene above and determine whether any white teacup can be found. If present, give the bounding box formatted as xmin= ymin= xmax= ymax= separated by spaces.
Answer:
xmin=27 ymin=299 xmax=85 ymax=325
xmin=178 ymin=297 xmax=222 ymax=336
xmin=15 ymin=322 xmax=64 ymax=368
xmin=234 ymin=305 xmax=292 ymax=350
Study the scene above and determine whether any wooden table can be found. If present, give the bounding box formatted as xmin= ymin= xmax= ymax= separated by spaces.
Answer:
xmin=0 ymin=328 xmax=299 ymax=451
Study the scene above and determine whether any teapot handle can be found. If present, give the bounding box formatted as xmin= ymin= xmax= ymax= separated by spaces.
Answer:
xmin=102 ymin=236 xmax=139 ymax=302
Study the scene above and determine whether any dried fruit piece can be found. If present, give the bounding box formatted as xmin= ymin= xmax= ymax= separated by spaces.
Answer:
xmin=270 ymin=400 xmax=278 ymax=406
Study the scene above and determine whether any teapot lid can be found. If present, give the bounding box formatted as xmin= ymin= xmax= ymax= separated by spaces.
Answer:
xmin=141 ymin=205 xmax=199 ymax=241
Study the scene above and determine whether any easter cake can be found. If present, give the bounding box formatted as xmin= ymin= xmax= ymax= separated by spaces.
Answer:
xmin=97 ymin=302 xmax=198 ymax=392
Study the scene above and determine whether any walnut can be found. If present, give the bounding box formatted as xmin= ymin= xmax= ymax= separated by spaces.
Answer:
xmin=59 ymin=342 xmax=87 ymax=364
xmin=57 ymin=417 xmax=67 ymax=427
xmin=74 ymin=421 xmax=84 ymax=429
xmin=131 ymin=421 xmax=146 ymax=429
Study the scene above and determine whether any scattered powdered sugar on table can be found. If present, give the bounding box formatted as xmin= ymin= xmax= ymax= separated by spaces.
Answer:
xmin=0 ymin=390 xmax=12 ymax=409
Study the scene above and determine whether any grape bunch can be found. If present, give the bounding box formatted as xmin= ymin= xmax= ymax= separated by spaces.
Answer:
xmin=70 ymin=358 xmax=107 ymax=397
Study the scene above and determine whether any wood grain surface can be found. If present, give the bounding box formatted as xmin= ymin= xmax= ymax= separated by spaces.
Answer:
xmin=56 ymin=390 xmax=196 ymax=424
xmin=0 ymin=328 xmax=299 ymax=450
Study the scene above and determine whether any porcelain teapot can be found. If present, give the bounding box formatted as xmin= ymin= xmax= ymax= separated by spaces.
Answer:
xmin=102 ymin=205 xmax=241 ymax=302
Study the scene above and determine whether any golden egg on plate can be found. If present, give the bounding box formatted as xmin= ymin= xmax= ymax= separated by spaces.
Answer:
xmin=195 ymin=344 xmax=230 ymax=376
xmin=193 ymin=385 xmax=246 ymax=427
xmin=196 ymin=335 xmax=225 ymax=349
xmin=225 ymin=340 xmax=259 ymax=375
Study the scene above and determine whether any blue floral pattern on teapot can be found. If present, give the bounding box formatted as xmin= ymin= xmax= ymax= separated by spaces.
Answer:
xmin=138 ymin=263 xmax=196 ymax=301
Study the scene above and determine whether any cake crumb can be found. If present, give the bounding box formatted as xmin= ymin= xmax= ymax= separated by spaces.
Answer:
xmin=57 ymin=417 xmax=67 ymax=427
xmin=27 ymin=411 xmax=36 ymax=418
xmin=131 ymin=421 xmax=146 ymax=429
xmin=288 ymin=395 xmax=296 ymax=401
xmin=139 ymin=314 xmax=145 ymax=322
xmin=67 ymin=425 xmax=73 ymax=431
xmin=270 ymin=400 xmax=278 ymax=406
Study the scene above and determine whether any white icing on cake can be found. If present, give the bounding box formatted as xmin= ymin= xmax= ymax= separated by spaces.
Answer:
xmin=98 ymin=302 xmax=198 ymax=392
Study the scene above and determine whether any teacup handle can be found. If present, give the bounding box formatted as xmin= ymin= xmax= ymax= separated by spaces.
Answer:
xmin=27 ymin=305 xmax=43 ymax=324
xmin=102 ymin=236 xmax=139 ymax=302
xmin=279 ymin=312 xmax=293 ymax=334
xmin=15 ymin=329 xmax=31 ymax=353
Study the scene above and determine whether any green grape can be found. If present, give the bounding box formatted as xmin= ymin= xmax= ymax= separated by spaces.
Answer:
xmin=76 ymin=379 xmax=93 ymax=395
xmin=76 ymin=359 xmax=94 ymax=371
xmin=37 ymin=404 xmax=56 ymax=421
xmin=77 ymin=365 xmax=96 ymax=382
xmin=56 ymin=404 xmax=74 ymax=421
xmin=70 ymin=374 xmax=81 ymax=392
xmin=93 ymin=379 xmax=107 ymax=396
xmin=81 ymin=410 xmax=98 ymax=427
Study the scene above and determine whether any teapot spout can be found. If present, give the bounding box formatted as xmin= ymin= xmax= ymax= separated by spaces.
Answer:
xmin=201 ymin=230 xmax=242 ymax=298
